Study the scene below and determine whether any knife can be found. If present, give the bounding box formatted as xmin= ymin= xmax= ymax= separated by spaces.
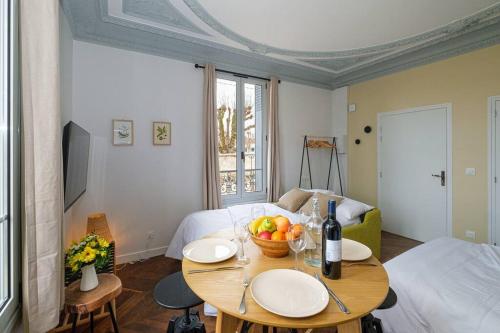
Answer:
xmin=314 ymin=273 xmax=351 ymax=314
xmin=187 ymin=266 xmax=243 ymax=274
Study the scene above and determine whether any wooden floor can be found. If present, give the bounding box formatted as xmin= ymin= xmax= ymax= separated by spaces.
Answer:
xmin=75 ymin=232 xmax=421 ymax=333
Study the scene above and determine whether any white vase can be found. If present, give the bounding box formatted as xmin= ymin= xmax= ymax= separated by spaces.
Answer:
xmin=80 ymin=264 xmax=99 ymax=291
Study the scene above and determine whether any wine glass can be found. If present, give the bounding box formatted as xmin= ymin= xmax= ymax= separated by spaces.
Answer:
xmin=234 ymin=216 xmax=251 ymax=265
xmin=251 ymin=205 xmax=266 ymax=220
xmin=298 ymin=209 xmax=310 ymax=225
xmin=287 ymin=224 xmax=307 ymax=271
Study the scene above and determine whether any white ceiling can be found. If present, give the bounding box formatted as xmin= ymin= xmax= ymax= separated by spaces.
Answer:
xmin=198 ymin=0 xmax=499 ymax=51
xmin=62 ymin=0 xmax=500 ymax=88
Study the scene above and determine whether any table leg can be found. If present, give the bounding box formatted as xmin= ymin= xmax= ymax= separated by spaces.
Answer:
xmin=90 ymin=312 xmax=94 ymax=333
xmin=71 ymin=314 xmax=78 ymax=333
xmin=241 ymin=321 xmax=253 ymax=333
xmin=108 ymin=302 xmax=120 ymax=333
xmin=337 ymin=319 xmax=362 ymax=333
xmin=215 ymin=310 xmax=241 ymax=333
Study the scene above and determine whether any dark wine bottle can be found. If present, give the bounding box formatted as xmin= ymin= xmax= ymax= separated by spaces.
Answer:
xmin=322 ymin=200 xmax=342 ymax=280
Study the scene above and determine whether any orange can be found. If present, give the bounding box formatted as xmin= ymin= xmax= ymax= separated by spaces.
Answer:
xmin=271 ymin=231 xmax=286 ymax=241
xmin=291 ymin=224 xmax=303 ymax=239
xmin=274 ymin=216 xmax=291 ymax=232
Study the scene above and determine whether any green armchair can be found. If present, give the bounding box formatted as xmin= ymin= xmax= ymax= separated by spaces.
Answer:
xmin=343 ymin=209 xmax=382 ymax=259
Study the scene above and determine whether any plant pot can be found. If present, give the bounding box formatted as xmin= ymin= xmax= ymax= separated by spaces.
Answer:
xmin=80 ymin=264 xmax=99 ymax=291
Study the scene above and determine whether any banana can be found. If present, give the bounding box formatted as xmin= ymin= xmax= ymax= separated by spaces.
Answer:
xmin=249 ymin=216 xmax=270 ymax=235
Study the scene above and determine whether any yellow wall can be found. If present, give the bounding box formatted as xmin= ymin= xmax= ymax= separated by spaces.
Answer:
xmin=348 ymin=45 xmax=500 ymax=243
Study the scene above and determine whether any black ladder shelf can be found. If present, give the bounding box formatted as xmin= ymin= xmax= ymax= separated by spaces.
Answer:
xmin=299 ymin=135 xmax=344 ymax=196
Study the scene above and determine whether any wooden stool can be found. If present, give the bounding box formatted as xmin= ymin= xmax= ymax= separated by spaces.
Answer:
xmin=65 ymin=273 xmax=122 ymax=333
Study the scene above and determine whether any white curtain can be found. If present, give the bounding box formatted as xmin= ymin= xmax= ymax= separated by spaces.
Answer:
xmin=20 ymin=1 xmax=63 ymax=332
xmin=202 ymin=64 xmax=222 ymax=209
xmin=267 ymin=77 xmax=280 ymax=202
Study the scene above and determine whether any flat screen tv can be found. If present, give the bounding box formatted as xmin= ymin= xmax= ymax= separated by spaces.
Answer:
xmin=62 ymin=121 xmax=90 ymax=211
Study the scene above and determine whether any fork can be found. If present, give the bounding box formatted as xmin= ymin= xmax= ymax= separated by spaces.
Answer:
xmin=238 ymin=276 xmax=250 ymax=314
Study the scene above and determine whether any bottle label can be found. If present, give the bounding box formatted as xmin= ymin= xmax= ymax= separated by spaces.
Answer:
xmin=325 ymin=240 xmax=341 ymax=262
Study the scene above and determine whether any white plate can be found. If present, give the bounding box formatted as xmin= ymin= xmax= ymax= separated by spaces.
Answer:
xmin=250 ymin=269 xmax=329 ymax=318
xmin=342 ymin=238 xmax=372 ymax=261
xmin=182 ymin=238 xmax=238 ymax=264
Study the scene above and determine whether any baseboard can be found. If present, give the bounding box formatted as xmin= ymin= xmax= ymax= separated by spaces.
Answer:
xmin=116 ymin=245 xmax=168 ymax=264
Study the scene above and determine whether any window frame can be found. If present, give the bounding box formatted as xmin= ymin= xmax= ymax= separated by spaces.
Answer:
xmin=216 ymin=73 xmax=268 ymax=206
xmin=0 ymin=0 xmax=20 ymax=331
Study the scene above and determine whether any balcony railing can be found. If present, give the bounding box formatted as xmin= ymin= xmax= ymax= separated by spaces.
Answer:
xmin=220 ymin=169 xmax=263 ymax=195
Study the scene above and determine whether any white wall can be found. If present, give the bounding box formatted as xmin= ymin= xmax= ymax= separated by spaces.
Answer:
xmin=66 ymin=41 xmax=337 ymax=262
xmin=69 ymin=41 xmax=204 ymax=262
xmin=331 ymin=86 xmax=348 ymax=195
xmin=279 ymin=82 xmax=334 ymax=192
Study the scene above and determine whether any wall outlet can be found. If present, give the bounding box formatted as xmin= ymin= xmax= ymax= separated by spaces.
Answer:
xmin=147 ymin=231 xmax=156 ymax=240
xmin=465 ymin=168 xmax=476 ymax=176
xmin=465 ymin=230 xmax=476 ymax=240
xmin=348 ymin=104 xmax=356 ymax=112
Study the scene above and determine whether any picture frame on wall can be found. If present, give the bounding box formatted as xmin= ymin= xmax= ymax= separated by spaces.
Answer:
xmin=153 ymin=121 xmax=171 ymax=145
xmin=112 ymin=119 xmax=134 ymax=146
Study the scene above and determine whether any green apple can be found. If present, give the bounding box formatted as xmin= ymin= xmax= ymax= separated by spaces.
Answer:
xmin=257 ymin=218 xmax=277 ymax=234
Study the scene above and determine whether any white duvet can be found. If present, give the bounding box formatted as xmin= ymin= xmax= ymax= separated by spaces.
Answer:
xmin=165 ymin=203 xmax=301 ymax=260
xmin=374 ymin=237 xmax=500 ymax=333
xmin=165 ymin=202 xmax=361 ymax=260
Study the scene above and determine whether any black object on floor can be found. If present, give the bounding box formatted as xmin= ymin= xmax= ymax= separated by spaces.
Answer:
xmin=362 ymin=314 xmax=383 ymax=333
xmin=154 ymin=271 xmax=206 ymax=333
xmin=362 ymin=287 xmax=398 ymax=333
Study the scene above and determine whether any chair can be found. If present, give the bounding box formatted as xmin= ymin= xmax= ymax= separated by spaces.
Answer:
xmin=154 ymin=271 xmax=206 ymax=333
xmin=362 ymin=287 xmax=397 ymax=333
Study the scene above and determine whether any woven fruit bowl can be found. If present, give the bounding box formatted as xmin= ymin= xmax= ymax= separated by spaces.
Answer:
xmin=250 ymin=234 xmax=289 ymax=258
xmin=248 ymin=215 xmax=294 ymax=258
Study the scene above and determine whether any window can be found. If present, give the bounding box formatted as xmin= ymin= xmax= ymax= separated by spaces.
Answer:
xmin=0 ymin=0 xmax=20 ymax=331
xmin=216 ymin=75 xmax=267 ymax=204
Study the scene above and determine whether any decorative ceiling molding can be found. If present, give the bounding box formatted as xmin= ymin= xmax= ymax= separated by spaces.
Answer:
xmin=123 ymin=0 xmax=208 ymax=35
xmin=62 ymin=0 xmax=500 ymax=89
xmin=300 ymin=53 xmax=388 ymax=72
xmin=184 ymin=0 xmax=500 ymax=58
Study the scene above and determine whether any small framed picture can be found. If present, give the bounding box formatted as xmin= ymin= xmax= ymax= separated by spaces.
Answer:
xmin=153 ymin=121 xmax=171 ymax=145
xmin=112 ymin=119 xmax=134 ymax=146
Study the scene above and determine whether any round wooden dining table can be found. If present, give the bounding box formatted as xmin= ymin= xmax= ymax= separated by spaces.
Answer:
xmin=182 ymin=238 xmax=389 ymax=333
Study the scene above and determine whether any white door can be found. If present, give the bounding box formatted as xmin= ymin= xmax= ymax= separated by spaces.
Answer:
xmin=379 ymin=105 xmax=450 ymax=242
xmin=493 ymin=98 xmax=500 ymax=245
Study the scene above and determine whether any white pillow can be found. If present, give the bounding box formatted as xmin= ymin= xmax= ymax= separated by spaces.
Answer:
xmin=337 ymin=198 xmax=374 ymax=221
xmin=302 ymin=188 xmax=338 ymax=196
xmin=337 ymin=216 xmax=361 ymax=227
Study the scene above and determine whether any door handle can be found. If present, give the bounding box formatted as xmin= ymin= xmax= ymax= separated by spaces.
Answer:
xmin=432 ymin=171 xmax=445 ymax=186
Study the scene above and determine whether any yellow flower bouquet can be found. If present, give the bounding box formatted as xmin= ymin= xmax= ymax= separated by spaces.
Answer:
xmin=66 ymin=233 xmax=110 ymax=274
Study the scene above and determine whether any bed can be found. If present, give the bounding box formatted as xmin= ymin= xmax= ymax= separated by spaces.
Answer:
xmin=166 ymin=203 xmax=299 ymax=260
xmin=373 ymin=237 xmax=500 ymax=333
xmin=166 ymin=198 xmax=379 ymax=260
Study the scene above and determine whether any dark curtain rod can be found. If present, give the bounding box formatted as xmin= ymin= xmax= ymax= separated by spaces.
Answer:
xmin=194 ymin=64 xmax=280 ymax=83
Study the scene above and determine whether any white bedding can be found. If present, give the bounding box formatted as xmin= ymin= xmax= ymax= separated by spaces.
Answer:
xmin=374 ymin=237 xmax=500 ymax=333
xmin=165 ymin=202 xmax=361 ymax=260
